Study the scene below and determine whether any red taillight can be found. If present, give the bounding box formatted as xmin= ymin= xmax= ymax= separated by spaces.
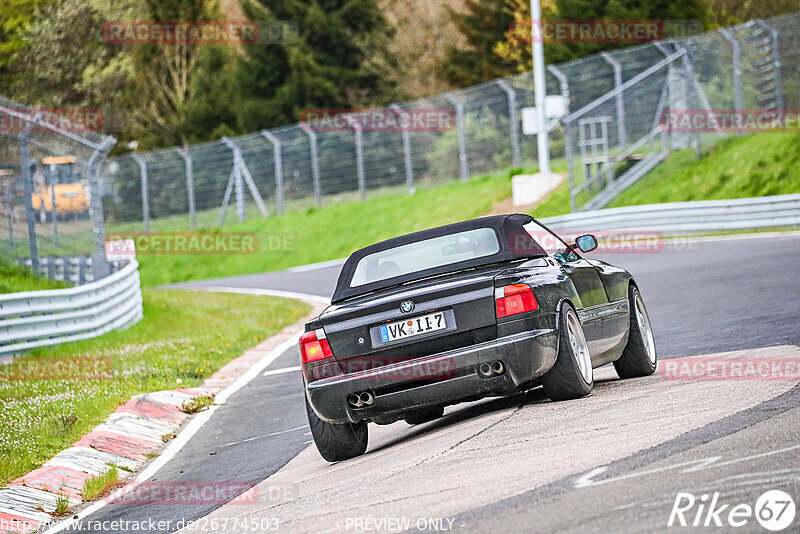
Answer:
xmin=495 ymin=284 xmax=538 ymax=318
xmin=300 ymin=328 xmax=334 ymax=364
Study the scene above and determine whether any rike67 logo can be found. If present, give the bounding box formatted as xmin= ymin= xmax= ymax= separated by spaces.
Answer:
xmin=669 ymin=490 xmax=796 ymax=531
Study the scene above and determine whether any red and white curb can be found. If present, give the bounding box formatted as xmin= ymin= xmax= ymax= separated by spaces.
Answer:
xmin=0 ymin=388 xmax=207 ymax=533
xmin=0 ymin=296 xmax=326 ymax=534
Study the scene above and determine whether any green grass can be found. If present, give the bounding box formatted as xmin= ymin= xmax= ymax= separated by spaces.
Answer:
xmin=609 ymin=132 xmax=800 ymax=207
xmin=527 ymin=132 xmax=800 ymax=218
xmin=82 ymin=467 xmax=118 ymax=501
xmin=0 ymin=258 xmax=71 ymax=293
xmin=0 ymin=289 xmax=309 ymax=485
xmin=54 ymin=492 xmax=71 ymax=515
xmin=528 ymin=179 xmax=573 ymax=219
xmin=129 ymin=169 xmax=527 ymax=287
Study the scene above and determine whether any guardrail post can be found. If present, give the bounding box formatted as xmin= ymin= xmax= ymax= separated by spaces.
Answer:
xmin=177 ymin=147 xmax=196 ymax=228
xmin=753 ymin=19 xmax=785 ymax=111
xmin=390 ymin=104 xmax=415 ymax=193
xmin=260 ymin=130 xmax=285 ymax=215
xmin=445 ymin=95 xmax=469 ymax=182
xmin=352 ymin=123 xmax=366 ymax=200
xmin=719 ymin=28 xmax=744 ymax=113
xmin=600 ymin=52 xmax=627 ymax=147
xmin=131 ymin=154 xmax=150 ymax=232
xmin=300 ymin=124 xmax=322 ymax=206
xmin=495 ymin=80 xmax=521 ymax=167
xmin=19 ymin=112 xmax=42 ymax=273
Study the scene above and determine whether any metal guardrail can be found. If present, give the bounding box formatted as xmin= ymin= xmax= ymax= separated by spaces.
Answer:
xmin=0 ymin=260 xmax=143 ymax=355
xmin=541 ymin=194 xmax=800 ymax=233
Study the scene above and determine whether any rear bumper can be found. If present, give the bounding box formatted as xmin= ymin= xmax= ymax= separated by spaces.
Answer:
xmin=305 ymin=328 xmax=558 ymax=424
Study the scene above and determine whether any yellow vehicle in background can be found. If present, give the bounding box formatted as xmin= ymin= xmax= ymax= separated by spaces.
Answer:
xmin=31 ymin=156 xmax=90 ymax=223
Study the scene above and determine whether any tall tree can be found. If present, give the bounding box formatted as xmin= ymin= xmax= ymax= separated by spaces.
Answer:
xmin=440 ymin=0 xmax=520 ymax=86
xmin=495 ymin=0 xmax=708 ymax=75
xmin=123 ymin=0 xmax=242 ymax=148
xmin=231 ymin=0 xmax=395 ymax=131
xmin=378 ymin=0 xmax=467 ymax=100
xmin=9 ymin=0 xmax=126 ymax=108
xmin=702 ymin=0 xmax=800 ymax=27
xmin=0 ymin=0 xmax=56 ymax=93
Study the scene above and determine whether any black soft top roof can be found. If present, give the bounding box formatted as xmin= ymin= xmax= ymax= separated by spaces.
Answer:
xmin=331 ymin=213 xmax=546 ymax=303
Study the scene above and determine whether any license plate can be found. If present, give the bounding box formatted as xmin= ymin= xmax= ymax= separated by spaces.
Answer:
xmin=379 ymin=312 xmax=446 ymax=343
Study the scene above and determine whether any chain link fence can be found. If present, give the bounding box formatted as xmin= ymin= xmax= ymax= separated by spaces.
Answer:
xmin=95 ymin=13 xmax=800 ymax=230
xmin=0 ymin=97 xmax=116 ymax=284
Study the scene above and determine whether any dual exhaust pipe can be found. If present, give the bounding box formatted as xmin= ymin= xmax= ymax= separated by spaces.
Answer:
xmin=479 ymin=360 xmax=505 ymax=378
xmin=348 ymin=361 xmax=505 ymax=407
xmin=348 ymin=391 xmax=374 ymax=408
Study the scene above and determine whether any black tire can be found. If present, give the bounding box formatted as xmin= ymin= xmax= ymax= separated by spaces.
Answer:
xmin=614 ymin=285 xmax=657 ymax=378
xmin=404 ymin=406 xmax=445 ymax=425
xmin=541 ymin=304 xmax=594 ymax=401
xmin=305 ymin=396 xmax=368 ymax=462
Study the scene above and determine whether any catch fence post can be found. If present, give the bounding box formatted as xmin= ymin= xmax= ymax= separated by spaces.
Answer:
xmin=495 ymin=80 xmax=521 ymax=167
xmin=445 ymin=95 xmax=469 ymax=181
xmin=600 ymin=52 xmax=627 ymax=147
xmin=131 ymin=154 xmax=150 ymax=232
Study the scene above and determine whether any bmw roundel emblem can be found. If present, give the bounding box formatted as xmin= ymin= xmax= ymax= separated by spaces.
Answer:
xmin=400 ymin=300 xmax=415 ymax=313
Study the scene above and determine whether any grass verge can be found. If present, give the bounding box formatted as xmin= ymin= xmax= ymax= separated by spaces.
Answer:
xmin=609 ymin=132 xmax=800 ymax=207
xmin=0 ymin=289 xmax=309 ymax=485
xmin=0 ymin=258 xmax=71 ymax=293
xmin=527 ymin=132 xmax=800 ymax=219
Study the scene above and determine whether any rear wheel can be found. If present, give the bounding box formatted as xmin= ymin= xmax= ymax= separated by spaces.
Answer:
xmin=404 ymin=406 xmax=445 ymax=425
xmin=305 ymin=397 xmax=368 ymax=462
xmin=614 ymin=285 xmax=657 ymax=378
xmin=541 ymin=304 xmax=594 ymax=401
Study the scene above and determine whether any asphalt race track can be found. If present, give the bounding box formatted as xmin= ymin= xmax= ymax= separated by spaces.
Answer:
xmin=68 ymin=233 xmax=800 ymax=533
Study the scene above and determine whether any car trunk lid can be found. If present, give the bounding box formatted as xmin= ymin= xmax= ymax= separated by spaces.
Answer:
xmin=320 ymin=264 xmax=510 ymax=370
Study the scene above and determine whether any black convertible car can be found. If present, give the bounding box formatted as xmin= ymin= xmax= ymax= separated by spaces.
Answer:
xmin=300 ymin=214 xmax=657 ymax=461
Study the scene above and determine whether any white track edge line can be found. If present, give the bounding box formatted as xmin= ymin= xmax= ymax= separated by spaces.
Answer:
xmin=263 ymin=366 xmax=300 ymax=377
xmin=188 ymin=286 xmax=330 ymax=305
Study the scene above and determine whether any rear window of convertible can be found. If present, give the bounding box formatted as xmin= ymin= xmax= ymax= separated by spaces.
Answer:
xmin=350 ymin=228 xmax=500 ymax=287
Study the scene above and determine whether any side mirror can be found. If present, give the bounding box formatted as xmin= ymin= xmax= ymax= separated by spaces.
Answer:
xmin=575 ymin=234 xmax=598 ymax=253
